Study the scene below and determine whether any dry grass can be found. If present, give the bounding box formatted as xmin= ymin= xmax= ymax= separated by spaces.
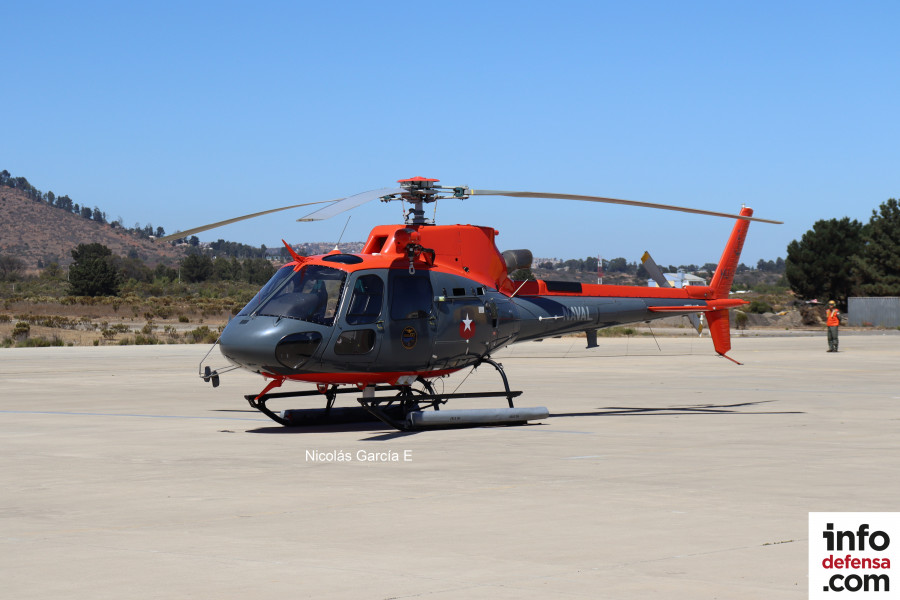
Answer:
xmin=0 ymin=298 xmax=231 ymax=347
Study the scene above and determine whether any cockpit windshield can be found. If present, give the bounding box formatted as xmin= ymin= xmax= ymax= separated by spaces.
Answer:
xmin=237 ymin=265 xmax=293 ymax=317
xmin=254 ymin=265 xmax=346 ymax=326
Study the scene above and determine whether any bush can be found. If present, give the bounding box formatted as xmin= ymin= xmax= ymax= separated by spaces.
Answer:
xmin=133 ymin=333 xmax=158 ymax=345
xmin=734 ymin=311 xmax=749 ymax=330
xmin=18 ymin=336 xmax=65 ymax=348
xmin=12 ymin=321 xmax=30 ymax=340
xmin=747 ymin=300 xmax=773 ymax=314
xmin=186 ymin=325 xmax=219 ymax=344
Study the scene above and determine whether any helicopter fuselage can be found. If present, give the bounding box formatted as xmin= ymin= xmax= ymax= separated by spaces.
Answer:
xmin=218 ymin=221 xmax=746 ymax=386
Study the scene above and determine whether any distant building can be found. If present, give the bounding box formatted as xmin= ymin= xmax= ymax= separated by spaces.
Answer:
xmin=848 ymin=297 xmax=900 ymax=327
xmin=647 ymin=271 xmax=707 ymax=288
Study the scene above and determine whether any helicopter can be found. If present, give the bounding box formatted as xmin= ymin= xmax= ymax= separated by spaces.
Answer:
xmin=160 ymin=177 xmax=781 ymax=431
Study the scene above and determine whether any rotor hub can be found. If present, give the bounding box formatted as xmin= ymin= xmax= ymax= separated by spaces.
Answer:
xmin=394 ymin=177 xmax=439 ymax=225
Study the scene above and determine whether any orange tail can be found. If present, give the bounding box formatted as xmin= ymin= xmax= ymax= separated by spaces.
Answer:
xmin=706 ymin=207 xmax=753 ymax=362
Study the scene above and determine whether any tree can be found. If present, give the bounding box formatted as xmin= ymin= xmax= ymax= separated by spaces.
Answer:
xmin=606 ymin=257 xmax=629 ymax=273
xmin=785 ymin=217 xmax=865 ymax=304
xmin=853 ymin=198 xmax=900 ymax=296
xmin=212 ymin=256 xmax=237 ymax=281
xmin=0 ymin=255 xmax=25 ymax=280
xmin=775 ymin=257 xmax=785 ymax=272
xmin=757 ymin=259 xmax=774 ymax=272
xmin=41 ymin=262 xmax=64 ymax=280
xmin=69 ymin=243 xmax=121 ymax=296
xmin=153 ymin=263 xmax=178 ymax=282
xmin=635 ymin=262 xmax=650 ymax=281
xmin=180 ymin=253 xmax=214 ymax=283
xmin=118 ymin=256 xmax=152 ymax=283
xmin=242 ymin=257 xmax=277 ymax=285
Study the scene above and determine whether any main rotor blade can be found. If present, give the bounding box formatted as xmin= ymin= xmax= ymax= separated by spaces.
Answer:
xmin=466 ymin=189 xmax=783 ymax=224
xmin=298 ymin=187 xmax=406 ymax=222
xmin=157 ymin=200 xmax=339 ymax=242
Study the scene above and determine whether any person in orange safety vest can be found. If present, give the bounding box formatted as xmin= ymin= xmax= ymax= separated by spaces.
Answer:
xmin=826 ymin=300 xmax=840 ymax=352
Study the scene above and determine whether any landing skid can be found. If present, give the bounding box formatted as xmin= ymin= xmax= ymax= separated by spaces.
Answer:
xmin=245 ymin=358 xmax=548 ymax=431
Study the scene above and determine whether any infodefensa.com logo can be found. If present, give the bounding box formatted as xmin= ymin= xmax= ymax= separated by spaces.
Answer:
xmin=810 ymin=513 xmax=899 ymax=598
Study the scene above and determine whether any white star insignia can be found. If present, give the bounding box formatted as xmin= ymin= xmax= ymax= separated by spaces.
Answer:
xmin=462 ymin=314 xmax=473 ymax=331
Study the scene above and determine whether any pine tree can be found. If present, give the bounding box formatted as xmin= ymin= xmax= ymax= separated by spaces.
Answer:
xmin=785 ymin=217 xmax=865 ymax=304
xmin=69 ymin=243 xmax=121 ymax=296
xmin=853 ymin=198 xmax=900 ymax=296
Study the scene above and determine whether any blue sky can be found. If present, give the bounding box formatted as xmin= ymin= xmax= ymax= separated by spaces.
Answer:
xmin=3 ymin=1 xmax=898 ymax=266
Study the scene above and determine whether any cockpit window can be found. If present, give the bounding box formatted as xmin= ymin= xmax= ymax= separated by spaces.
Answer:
xmin=346 ymin=274 xmax=384 ymax=325
xmin=256 ymin=265 xmax=346 ymax=326
xmin=238 ymin=265 xmax=294 ymax=317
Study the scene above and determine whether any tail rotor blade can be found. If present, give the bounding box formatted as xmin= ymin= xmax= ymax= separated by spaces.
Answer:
xmin=642 ymin=251 xmax=705 ymax=335
xmin=687 ymin=313 xmax=704 ymax=335
xmin=640 ymin=251 xmax=671 ymax=288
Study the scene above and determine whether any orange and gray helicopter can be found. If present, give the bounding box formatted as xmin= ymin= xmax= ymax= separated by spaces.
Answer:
xmin=161 ymin=177 xmax=781 ymax=430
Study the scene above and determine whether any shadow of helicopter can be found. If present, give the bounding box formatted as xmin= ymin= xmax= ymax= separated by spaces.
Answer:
xmin=550 ymin=399 xmax=803 ymax=418
xmin=243 ymin=420 xmax=547 ymax=441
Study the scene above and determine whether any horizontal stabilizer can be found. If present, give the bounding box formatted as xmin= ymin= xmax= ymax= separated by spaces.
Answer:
xmin=648 ymin=305 xmax=713 ymax=313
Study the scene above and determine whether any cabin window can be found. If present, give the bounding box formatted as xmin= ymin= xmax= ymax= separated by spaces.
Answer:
xmin=334 ymin=330 xmax=376 ymax=355
xmin=345 ymin=275 xmax=384 ymax=325
xmin=390 ymin=273 xmax=433 ymax=320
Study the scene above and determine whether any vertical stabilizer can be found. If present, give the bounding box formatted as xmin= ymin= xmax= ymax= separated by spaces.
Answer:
xmin=709 ymin=207 xmax=753 ymax=299
xmin=706 ymin=207 xmax=753 ymax=363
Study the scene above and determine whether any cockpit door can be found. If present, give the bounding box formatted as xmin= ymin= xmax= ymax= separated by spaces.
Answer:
xmin=322 ymin=272 xmax=386 ymax=369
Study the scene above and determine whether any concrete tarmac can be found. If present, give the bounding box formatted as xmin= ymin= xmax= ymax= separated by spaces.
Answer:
xmin=2 ymin=333 xmax=898 ymax=599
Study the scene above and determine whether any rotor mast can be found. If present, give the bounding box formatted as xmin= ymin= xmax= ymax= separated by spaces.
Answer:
xmin=389 ymin=177 xmax=469 ymax=225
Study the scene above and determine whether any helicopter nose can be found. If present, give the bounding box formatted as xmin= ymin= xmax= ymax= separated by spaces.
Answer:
xmin=218 ymin=317 xmax=325 ymax=374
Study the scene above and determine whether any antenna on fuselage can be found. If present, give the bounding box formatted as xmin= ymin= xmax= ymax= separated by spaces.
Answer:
xmin=333 ymin=216 xmax=351 ymax=252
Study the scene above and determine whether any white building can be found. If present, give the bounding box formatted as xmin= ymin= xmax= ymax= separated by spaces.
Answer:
xmin=647 ymin=272 xmax=708 ymax=288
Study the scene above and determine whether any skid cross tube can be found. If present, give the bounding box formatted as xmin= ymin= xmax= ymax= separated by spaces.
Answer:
xmin=473 ymin=357 xmax=517 ymax=408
